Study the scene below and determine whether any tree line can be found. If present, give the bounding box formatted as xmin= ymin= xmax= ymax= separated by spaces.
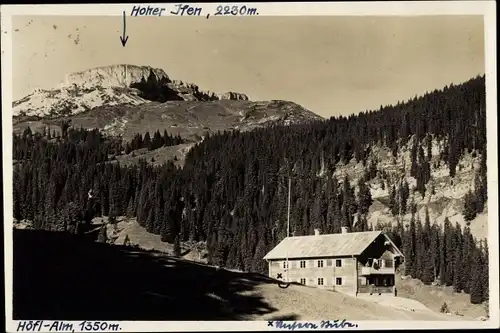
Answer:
xmin=125 ymin=130 xmax=184 ymax=153
xmin=378 ymin=206 xmax=489 ymax=305
xmin=13 ymin=75 xmax=488 ymax=305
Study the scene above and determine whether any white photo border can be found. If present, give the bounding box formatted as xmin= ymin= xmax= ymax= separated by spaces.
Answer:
xmin=1 ymin=1 xmax=498 ymax=331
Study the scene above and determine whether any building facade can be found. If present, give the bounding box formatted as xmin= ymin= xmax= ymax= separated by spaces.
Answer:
xmin=263 ymin=227 xmax=404 ymax=296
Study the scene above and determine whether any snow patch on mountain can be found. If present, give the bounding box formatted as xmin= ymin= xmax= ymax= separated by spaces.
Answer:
xmin=103 ymin=117 xmax=129 ymax=137
xmin=12 ymin=64 xmax=251 ymax=118
xmin=13 ymin=86 xmax=148 ymax=117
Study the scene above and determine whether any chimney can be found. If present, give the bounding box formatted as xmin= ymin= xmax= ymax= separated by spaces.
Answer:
xmin=341 ymin=226 xmax=349 ymax=234
xmin=314 ymin=229 xmax=320 ymax=236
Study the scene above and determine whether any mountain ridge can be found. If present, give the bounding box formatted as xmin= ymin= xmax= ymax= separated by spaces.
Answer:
xmin=12 ymin=64 xmax=252 ymax=118
xmin=12 ymin=64 xmax=323 ymax=139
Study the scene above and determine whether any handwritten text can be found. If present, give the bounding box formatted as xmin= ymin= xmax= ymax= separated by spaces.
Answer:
xmin=130 ymin=5 xmax=166 ymax=16
xmin=170 ymin=4 xmax=203 ymax=16
xmin=127 ymin=4 xmax=259 ymax=19
xmin=16 ymin=321 xmax=122 ymax=332
xmin=268 ymin=319 xmax=358 ymax=330
xmin=214 ymin=5 xmax=259 ymax=16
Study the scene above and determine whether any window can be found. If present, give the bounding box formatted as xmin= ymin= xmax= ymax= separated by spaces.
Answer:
xmin=317 ymin=260 xmax=324 ymax=268
xmin=300 ymin=260 xmax=306 ymax=268
xmin=318 ymin=278 xmax=324 ymax=286
xmin=335 ymin=259 xmax=342 ymax=267
xmin=300 ymin=278 xmax=307 ymax=285
xmin=368 ymin=258 xmax=384 ymax=268
xmin=385 ymin=259 xmax=393 ymax=268
xmin=336 ymin=277 xmax=343 ymax=285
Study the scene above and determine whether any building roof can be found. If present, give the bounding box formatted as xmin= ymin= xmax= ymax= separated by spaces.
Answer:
xmin=263 ymin=230 xmax=391 ymax=260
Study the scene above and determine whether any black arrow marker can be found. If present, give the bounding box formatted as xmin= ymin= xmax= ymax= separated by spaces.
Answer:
xmin=119 ymin=10 xmax=129 ymax=47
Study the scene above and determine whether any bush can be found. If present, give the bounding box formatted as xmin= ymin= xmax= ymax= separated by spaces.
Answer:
xmin=123 ymin=234 xmax=131 ymax=246
xmin=440 ymin=302 xmax=450 ymax=313
xmin=108 ymin=214 xmax=117 ymax=225
xmin=97 ymin=225 xmax=108 ymax=243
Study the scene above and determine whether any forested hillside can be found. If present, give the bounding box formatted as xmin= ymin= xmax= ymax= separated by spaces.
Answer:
xmin=12 ymin=75 xmax=488 ymax=305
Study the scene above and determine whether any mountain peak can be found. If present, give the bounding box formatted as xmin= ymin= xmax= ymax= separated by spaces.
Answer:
xmin=60 ymin=64 xmax=170 ymax=90
xmin=13 ymin=64 xmax=252 ymax=118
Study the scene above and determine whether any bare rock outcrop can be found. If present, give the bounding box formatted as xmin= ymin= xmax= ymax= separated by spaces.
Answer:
xmin=13 ymin=64 xmax=252 ymax=118
xmin=217 ymin=92 xmax=249 ymax=101
xmin=61 ymin=64 xmax=170 ymax=90
xmin=60 ymin=64 xmax=248 ymax=103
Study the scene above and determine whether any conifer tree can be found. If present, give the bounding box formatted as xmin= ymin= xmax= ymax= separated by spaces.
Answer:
xmin=473 ymin=171 xmax=486 ymax=214
xmin=443 ymin=217 xmax=455 ymax=285
xmin=452 ymin=223 xmax=464 ymax=291
xmin=357 ymin=214 xmax=369 ymax=232
xmin=389 ymin=185 xmax=399 ymax=216
xmin=426 ymin=134 xmax=433 ymax=161
xmin=470 ymin=246 xmax=484 ymax=304
xmin=123 ymin=234 xmax=131 ymax=246
xmin=414 ymin=214 xmax=426 ymax=281
xmin=410 ymin=141 xmax=418 ymax=177
xmin=357 ymin=180 xmax=373 ymax=215
xmin=430 ymin=223 xmax=441 ymax=281
xmin=420 ymin=209 xmax=434 ymax=283
xmin=341 ymin=176 xmax=356 ymax=228
xmin=480 ymin=239 xmax=489 ymax=304
xmin=174 ymin=235 xmax=181 ymax=257
xmin=125 ymin=198 xmax=135 ymax=217
xmin=463 ymin=189 xmax=477 ymax=221
xmin=108 ymin=213 xmax=117 ymax=225
xmin=394 ymin=218 xmax=404 ymax=249
xmin=400 ymin=181 xmax=410 ymax=215
xmin=97 ymin=225 xmax=108 ymax=243
xmin=403 ymin=213 xmax=416 ymax=277
xmin=311 ymin=188 xmax=325 ymax=229
xmin=143 ymin=132 xmax=151 ymax=149
xmin=461 ymin=227 xmax=474 ymax=293
xmin=11 ymin=75 xmax=487 ymax=278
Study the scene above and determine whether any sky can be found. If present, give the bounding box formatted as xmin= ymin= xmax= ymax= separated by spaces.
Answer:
xmin=11 ymin=15 xmax=485 ymax=118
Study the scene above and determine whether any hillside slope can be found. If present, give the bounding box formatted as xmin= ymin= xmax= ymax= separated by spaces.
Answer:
xmin=13 ymin=99 xmax=322 ymax=142
xmin=63 ymin=216 xmax=486 ymax=320
xmin=332 ymin=137 xmax=488 ymax=240
xmin=12 ymin=64 xmax=323 ymax=141
xmin=13 ymin=229 xmax=466 ymax=321
xmin=395 ymin=274 xmax=488 ymax=319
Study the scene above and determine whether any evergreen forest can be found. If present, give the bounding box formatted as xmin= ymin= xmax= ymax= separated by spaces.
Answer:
xmin=12 ymin=75 xmax=489 ymax=305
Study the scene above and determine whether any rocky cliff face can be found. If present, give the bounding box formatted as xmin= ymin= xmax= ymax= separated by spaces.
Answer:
xmin=217 ymin=92 xmax=249 ymax=101
xmin=13 ymin=64 xmax=250 ymax=117
xmin=61 ymin=65 xmax=170 ymax=90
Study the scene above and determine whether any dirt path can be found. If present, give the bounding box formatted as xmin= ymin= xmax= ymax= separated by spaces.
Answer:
xmin=244 ymin=284 xmax=465 ymax=321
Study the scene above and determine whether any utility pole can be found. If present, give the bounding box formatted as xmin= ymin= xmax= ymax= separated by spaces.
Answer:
xmin=286 ymin=174 xmax=291 ymax=283
xmin=268 ymin=164 xmax=295 ymax=284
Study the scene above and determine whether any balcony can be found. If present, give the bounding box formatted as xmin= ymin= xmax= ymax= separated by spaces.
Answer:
xmin=361 ymin=266 xmax=395 ymax=275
